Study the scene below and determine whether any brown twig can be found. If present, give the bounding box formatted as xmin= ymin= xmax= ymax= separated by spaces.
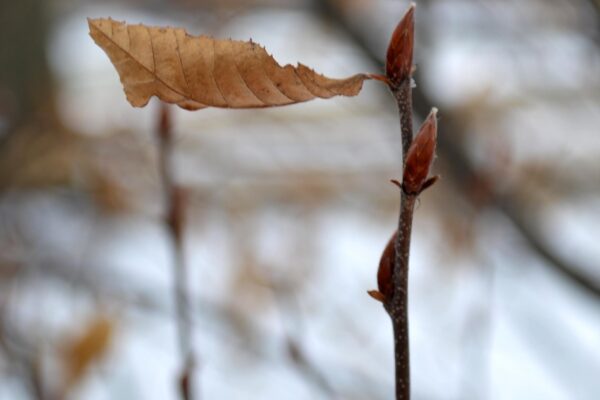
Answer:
xmin=337 ymin=3 xmax=440 ymax=398
xmin=385 ymin=112 xmax=437 ymax=400
xmin=387 ymin=5 xmax=415 ymax=399
xmin=316 ymin=0 xmax=600 ymax=301
xmin=388 ymin=78 xmax=416 ymax=398
xmin=387 ymin=191 xmax=416 ymax=400
xmin=378 ymin=5 xmax=439 ymax=399
xmin=156 ymin=104 xmax=195 ymax=400
xmin=395 ymin=81 xmax=414 ymax=162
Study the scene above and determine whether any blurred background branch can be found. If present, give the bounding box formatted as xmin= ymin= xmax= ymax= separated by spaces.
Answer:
xmin=1 ymin=0 xmax=599 ymax=399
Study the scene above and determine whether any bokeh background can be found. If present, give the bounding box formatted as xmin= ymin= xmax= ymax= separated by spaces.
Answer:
xmin=1 ymin=0 xmax=600 ymax=399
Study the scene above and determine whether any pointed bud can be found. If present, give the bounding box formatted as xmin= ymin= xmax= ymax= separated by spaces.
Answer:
xmin=386 ymin=3 xmax=415 ymax=87
xmin=376 ymin=230 xmax=398 ymax=302
xmin=402 ymin=108 xmax=438 ymax=195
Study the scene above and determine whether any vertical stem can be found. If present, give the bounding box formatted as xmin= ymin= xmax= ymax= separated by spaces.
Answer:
xmin=396 ymin=80 xmax=414 ymax=164
xmin=387 ymin=192 xmax=416 ymax=400
xmin=388 ymin=78 xmax=415 ymax=400
xmin=156 ymin=105 xmax=195 ymax=400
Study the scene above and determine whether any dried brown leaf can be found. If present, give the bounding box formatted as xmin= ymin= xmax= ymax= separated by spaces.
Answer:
xmin=62 ymin=316 xmax=114 ymax=389
xmin=88 ymin=18 xmax=370 ymax=110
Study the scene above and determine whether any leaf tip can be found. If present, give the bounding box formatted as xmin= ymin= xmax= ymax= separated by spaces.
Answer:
xmin=86 ymin=17 xmax=96 ymax=30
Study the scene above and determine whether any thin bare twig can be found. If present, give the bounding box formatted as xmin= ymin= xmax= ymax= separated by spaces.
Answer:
xmin=388 ymin=72 xmax=418 ymax=400
xmin=383 ymin=5 xmax=436 ymax=399
xmin=316 ymin=0 xmax=600 ymax=300
xmin=156 ymin=105 xmax=195 ymax=400
xmin=396 ymin=81 xmax=414 ymax=163
xmin=387 ymin=191 xmax=416 ymax=400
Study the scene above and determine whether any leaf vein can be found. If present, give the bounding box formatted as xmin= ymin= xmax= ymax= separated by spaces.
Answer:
xmin=293 ymin=69 xmax=318 ymax=98
xmin=211 ymin=39 xmax=229 ymax=107
xmin=173 ymin=29 xmax=192 ymax=99
xmin=233 ymin=58 xmax=265 ymax=106
xmin=92 ymin=23 xmax=190 ymax=103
